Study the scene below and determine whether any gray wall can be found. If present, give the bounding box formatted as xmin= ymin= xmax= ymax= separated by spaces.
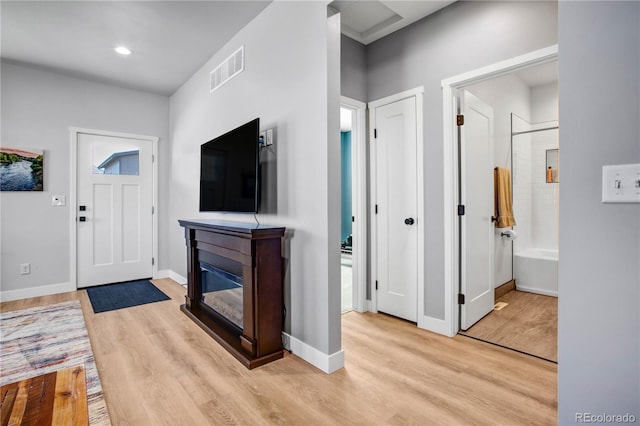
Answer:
xmin=558 ymin=1 xmax=640 ymax=422
xmin=0 ymin=61 xmax=170 ymax=296
xmin=366 ymin=1 xmax=558 ymax=319
xmin=169 ymin=1 xmax=342 ymax=360
xmin=341 ymin=35 xmax=367 ymax=102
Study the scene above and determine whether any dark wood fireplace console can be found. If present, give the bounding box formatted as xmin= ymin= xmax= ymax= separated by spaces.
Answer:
xmin=178 ymin=219 xmax=285 ymax=369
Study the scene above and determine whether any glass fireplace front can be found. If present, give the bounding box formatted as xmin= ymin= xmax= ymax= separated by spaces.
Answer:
xmin=200 ymin=261 xmax=243 ymax=329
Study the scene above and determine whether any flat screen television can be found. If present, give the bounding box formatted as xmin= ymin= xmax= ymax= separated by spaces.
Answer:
xmin=200 ymin=118 xmax=259 ymax=213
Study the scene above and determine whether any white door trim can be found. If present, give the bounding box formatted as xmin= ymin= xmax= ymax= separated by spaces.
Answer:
xmin=69 ymin=127 xmax=159 ymax=288
xmin=441 ymin=45 xmax=558 ymax=336
xmin=340 ymin=96 xmax=367 ymax=313
xmin=368 ymin=86 xmax=424 ymax=322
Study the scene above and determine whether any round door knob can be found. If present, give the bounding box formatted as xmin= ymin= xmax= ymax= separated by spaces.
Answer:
xmin=404 ymin=217 xmax=415 ymax=225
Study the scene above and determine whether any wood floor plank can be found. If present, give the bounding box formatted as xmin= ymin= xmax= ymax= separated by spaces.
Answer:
xmin=6 ymin=378 xmax=29 ymax=426
xmin=1 ymin=385 xmax=19 ymax=426
xmin=1 ymin=279 xmax=557 ymax=425
xmin=459 ymin=290 xmax=558 ymax=361
xmin=0 ymin=367 xmax=88 ymax=426
xmin=22 ymin=370 xmax=57 ymax=426
xmin=51 ymin=366 xmax=88 ymax=426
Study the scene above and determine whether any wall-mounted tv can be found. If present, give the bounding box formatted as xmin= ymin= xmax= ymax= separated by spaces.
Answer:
xmin=200 ymin=118 xmax=259 ymax=213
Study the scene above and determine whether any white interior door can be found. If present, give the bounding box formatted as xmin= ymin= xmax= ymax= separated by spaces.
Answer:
xmin=373 ymin=96 xmax=418 ymax=322
xmin=77 ymin=133 xmax=154 ymax=288
xmin=459 ymin=90 xmax=495 ymax=330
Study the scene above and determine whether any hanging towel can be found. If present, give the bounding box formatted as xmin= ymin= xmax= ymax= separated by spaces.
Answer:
xmin=494 ymin=167 xmax=516 ymax=228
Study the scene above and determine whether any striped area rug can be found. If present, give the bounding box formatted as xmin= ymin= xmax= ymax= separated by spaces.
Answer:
xmin=0 ymin=300 xmax=110 ymax=425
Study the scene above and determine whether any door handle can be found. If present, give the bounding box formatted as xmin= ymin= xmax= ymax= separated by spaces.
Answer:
xmin=404 ymin=217 xmax=415 ymax=225
xmin=79 ymin=216 xmax=86 ymax=222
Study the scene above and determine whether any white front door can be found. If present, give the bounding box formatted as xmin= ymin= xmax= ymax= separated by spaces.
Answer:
xmin=76 ymin=132 xmax=154 ymax=288
xmin=459 ymin=90 xmax=495 ymax=330
xmin=372 ymin=95 xmax=418 ymax=322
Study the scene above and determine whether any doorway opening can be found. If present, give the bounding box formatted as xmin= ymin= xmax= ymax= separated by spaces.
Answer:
xmin=446 ymin=51 xmax=559 ymax=362
xmin=458 ymin=106 xmax=559 ymax=362
xmin=340 ymin=107 xmax=354 ymax=313
xmin=340 ymin=97 xmax=367 ymax=314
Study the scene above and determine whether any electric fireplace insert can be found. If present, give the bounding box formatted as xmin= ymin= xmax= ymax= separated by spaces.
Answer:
xmin=178 ymin=219 xmax=285 ymax=369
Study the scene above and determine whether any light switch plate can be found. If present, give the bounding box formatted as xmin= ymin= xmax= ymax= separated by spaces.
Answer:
xmin=602 ymin=163 xmax=640 ymax=203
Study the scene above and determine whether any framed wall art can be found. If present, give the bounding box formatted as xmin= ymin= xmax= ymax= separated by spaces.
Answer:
xmin=0 ymin=147 xmax=44 ymax=191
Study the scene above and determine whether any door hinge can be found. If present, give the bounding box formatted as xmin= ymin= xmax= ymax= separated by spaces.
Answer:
xmin=457 ymin=205 xmax=465 ymax=216
xmin=152 ymin=155 xmax=155 ymax=163
xmin=152 ymin=206 xmax=155 ymax=215
xmin=374 ymin=128 xmax=377 ymax=139
xmin=352 ymin=216 xmax=355 ymax=223
xmin=375 ymin=204 xmax=378 ymax=214
xmin=458 ymin=294 xmax=465 ymax=304
xmin=152 ymin=257 xmax=155 ymax=266
xmin=375 ymin=280 xmax=378 ymax=290
xmin=457 ymin=114 xmax=464 ymax=126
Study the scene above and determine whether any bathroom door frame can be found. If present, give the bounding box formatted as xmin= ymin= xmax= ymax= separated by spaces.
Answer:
xmin=440 ymin=45 xmax=558 ymax=336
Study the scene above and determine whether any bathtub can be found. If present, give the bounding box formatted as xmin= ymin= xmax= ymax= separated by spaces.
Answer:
xmin=514 ymin=248 xmax=558 ymax=297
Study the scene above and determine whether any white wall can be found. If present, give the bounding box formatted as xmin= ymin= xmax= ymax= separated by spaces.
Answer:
xmin=558 ymin=1 xmax=640 ymax=421
xmin=366 ymin=0 xmax=558 ymax=319
xmin=466 ymin=74 xmax=531 ymax=288
xmin=168 ymin=1 xmax=343 ymax=369
xmin=531 ymin=82 xmax=558 ymax=123
xmin=530 ymin=83 xmax=558 ymax=251
xmin=0 ymin=61 xmax=170 ymax=301
xmin=512 ymin=82 xmax=559 ymax=254
xmin=512 ymin=118 xmax=533 ymax=252
xmin=529 ymin=129 xmax=558 ymax=250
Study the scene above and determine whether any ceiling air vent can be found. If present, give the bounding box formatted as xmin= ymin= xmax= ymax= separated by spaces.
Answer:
xmin=210 ymin=45 xmax=244 ymax=93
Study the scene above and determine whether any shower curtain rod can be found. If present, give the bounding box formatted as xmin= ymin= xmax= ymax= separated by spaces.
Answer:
xmin=511 ymin=125 xmax=559 ymax=137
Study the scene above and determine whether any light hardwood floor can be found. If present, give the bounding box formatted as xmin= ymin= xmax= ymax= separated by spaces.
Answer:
xmin=459 ymin=290 xmax=558 ymax=362
xmin=1 ymin=279 xmax=557 ymax=425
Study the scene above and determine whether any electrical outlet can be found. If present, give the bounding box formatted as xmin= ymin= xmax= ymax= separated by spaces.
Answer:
xmin=52 ymin=195 xmax=66 ymax=206
xmin=20 ymin=263 xmax=30 ymax=275
xmin=265 ymin=129 xmax=274 ymax=146
xmin=259 ymin=129 xmax=275 ymax=147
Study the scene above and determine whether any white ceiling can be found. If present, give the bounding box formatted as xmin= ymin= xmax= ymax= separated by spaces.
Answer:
xmin=0 ymin=1 xmax=271 ymax=96
xmin=1 ymin=1 xmax=457 ymax=96
xmin=331 ymin=0 xmax=456 ymax=45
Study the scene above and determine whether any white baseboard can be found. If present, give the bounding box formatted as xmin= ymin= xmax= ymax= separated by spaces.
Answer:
xmin=516 ymin=285 xmax=558 ymax=297
xmin=0 ymin=282 xmax=76 ymax=303
xmin=365 ymin=300 xmax=376 ymax=313
xmin=155 ymin=269 xmax=187 ymax=285
xmin=282 ymin=332 xmax=344 ymax=374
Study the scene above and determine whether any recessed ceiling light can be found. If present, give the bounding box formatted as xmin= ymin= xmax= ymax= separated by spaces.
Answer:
xmin=114 ymin=46 xmax=132 ymax=55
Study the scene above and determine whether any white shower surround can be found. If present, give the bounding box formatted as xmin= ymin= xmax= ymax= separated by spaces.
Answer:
xmin=512 ymin=83 xmax=559 ymax=297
